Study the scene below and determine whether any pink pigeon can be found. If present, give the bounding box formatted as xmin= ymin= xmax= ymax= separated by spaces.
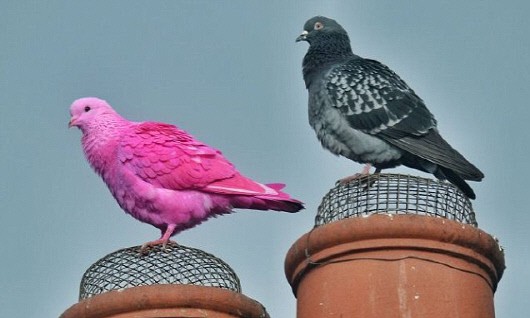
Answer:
xmin=69 ymin=97 xmax=303 ymax=250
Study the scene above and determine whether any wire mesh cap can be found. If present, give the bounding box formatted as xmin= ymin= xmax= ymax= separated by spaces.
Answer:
xmin=79 ymin=243 xmax=241 ymax=300
xmin=316 ymin=173 xmax=477 ymax=227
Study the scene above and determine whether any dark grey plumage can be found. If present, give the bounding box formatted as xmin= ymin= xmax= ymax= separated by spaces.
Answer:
xmin=297 ymin=16 xmax=483 ymax=199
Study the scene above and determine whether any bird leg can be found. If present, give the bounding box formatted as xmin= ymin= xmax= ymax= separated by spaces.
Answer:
xmin=338 ymin=164 xmax=372 ymax=185
xmin=362 ymin=167 xmax=382 ymax=190
xmin=140 ymin=224 xmax=177 ymax=253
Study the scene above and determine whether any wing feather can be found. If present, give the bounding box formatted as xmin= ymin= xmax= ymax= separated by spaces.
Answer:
xmin=118 ymin=122 xmax=235 ymax=190
xmin=382 ymin=131 xmax=484 ymax=181
xmin=117 ymin=122 xmax=283 ymax=195
xmin=325 ymin=58 xmax=436 ymax=137
xmin=325 ymin=58 xmax=482 ymax=180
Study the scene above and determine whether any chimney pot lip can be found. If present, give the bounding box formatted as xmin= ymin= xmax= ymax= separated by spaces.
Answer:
xmin=61 ymin=284 xmax=270 ymax=318
xmin=285 ymin=215 xmax=505 ymax=295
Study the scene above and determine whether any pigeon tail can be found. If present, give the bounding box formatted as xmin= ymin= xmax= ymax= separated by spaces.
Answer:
xmin=255 ymin=198 xmax=304 ymax=213
xmin=260 ymin=183 xmax=304 ymax=212
xmin=229 ymin=183 xmax=304 ymax=213
xmin=438 ymin=166 xmax=476 ymax=200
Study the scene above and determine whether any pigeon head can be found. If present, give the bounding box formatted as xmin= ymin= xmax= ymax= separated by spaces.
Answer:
xmin=296 ymin=16 xmax=349 ymax=45
xmin=297 ymin=16 xmax=354 ymax=88
xmin=69 ymin=97 xmax=120 ymax=131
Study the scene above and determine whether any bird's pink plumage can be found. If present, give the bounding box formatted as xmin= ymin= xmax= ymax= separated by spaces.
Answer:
xmin=70 ymin=97 xmax=303 ymax=247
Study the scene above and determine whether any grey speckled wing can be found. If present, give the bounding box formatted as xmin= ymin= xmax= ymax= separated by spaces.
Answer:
xmin=324 ymin=58 xmax=483 ymax=180
xmin=326 ymin=58 xmax=435 ymax=137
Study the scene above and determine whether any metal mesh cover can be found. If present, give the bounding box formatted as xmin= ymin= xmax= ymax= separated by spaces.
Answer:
xmin=79 ymin=243 xmax=241 ymax=300
xmin=316 ymin=173 xmax=476 ymax=227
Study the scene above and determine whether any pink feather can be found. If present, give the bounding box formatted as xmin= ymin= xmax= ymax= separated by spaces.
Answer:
xmin=69 ymin=97 xmax=303 ymax=248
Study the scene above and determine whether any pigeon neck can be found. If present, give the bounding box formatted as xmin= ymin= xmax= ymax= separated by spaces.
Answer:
xmin=81 ymin=114 xmax=128 ymax=176
xmin=81 ymin=113 xmax=128 ymax=137
xmin=302 ymin=34 xmax=355 ymax=87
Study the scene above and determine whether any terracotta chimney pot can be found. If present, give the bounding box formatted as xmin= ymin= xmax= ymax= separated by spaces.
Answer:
xmin=60 ymin=284 xmax=269 ymax=318
xmin=285 ymin=215 xmax=505 ymax=318
xmin=60 ymin=244 xmax=269 ymax=318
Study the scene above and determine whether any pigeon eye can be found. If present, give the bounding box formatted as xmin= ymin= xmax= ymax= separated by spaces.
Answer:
xmin=84 ymin=106 xmax=91 ymax=112
xmin=314 ymin=22 xmax=324 ymax=30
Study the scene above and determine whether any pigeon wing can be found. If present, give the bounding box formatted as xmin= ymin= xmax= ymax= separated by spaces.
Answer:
xmin=118 ymin=122 xmax=283 ymax=195
xmin=383 ymin=131 xmax=484 ymax=180
xmin=325 ymin=58 xmax=482 ymax=180
xmin=325 ymin=58 xmax=435 ymax=137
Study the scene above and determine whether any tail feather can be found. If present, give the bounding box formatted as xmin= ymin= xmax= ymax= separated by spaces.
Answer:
xmin=258 ymin=198 xmax=304 ymax=212
xmin=438 ymin=166 xmax=476 ymax=200
xmin=400 ymin=153 xmax=478 ymax=199
xmin=230 ymin=183 xmax=304 ymax=213
xmin=384 ymin=131 xmax=484 ymax=181
xmin=265 ymin=183 xmax=286 ymax=191
xmin=263 ymin=183 xmax=304 ymax=212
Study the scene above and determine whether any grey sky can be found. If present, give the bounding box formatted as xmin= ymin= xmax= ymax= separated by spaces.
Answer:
xmin=1 ymin=1 xmax=528 ymax=317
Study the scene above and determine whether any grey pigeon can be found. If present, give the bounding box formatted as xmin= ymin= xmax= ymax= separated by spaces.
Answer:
xmin=296 ymin=16 xmax=483 ymax=199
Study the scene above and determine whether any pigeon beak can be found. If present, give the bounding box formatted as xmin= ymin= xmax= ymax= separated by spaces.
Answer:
xmin=68 ymin=116 xmax=78 ymax=128
xmin=296 ymin=30 xmax=308 ymax=42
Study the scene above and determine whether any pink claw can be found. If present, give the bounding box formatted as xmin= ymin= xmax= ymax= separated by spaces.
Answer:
xmin=338 ymin=164 xmax=372 ymax=184
xmin=140 ymin=224 xmax=177 ymax=253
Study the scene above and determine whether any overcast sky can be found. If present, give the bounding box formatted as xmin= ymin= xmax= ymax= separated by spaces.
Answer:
xmin=2 ymin=1 xmax=529 ymax=317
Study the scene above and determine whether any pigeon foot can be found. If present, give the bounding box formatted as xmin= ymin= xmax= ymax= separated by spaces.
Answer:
xmin=140 ymin=224 xmax=177 ymax=254
xmin=337 ymin=164 xmax=372 ymax=185
xmin=140 ymin=238 xmax=178 ymax=254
